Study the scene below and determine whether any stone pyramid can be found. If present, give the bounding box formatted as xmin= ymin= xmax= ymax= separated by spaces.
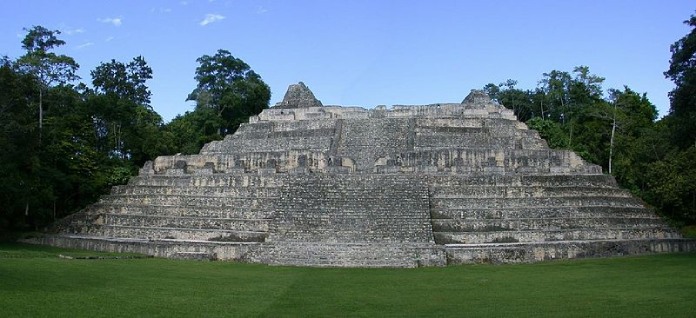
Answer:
xmin=38 ymin=83 xmax=695 ymax=267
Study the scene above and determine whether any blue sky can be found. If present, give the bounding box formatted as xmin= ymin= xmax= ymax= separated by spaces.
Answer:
xmin=1 ymin=1 xmax=693 ymax=122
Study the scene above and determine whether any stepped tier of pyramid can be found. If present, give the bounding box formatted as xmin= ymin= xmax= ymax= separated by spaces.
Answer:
xmin=37 ymin=82 xmax=695 ymax=267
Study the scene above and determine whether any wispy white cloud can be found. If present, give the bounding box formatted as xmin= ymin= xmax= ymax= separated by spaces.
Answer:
xmin=200 ymin=14 xmax=225 ymax=26
xmin=105 ymin=36 xmax=115 ymax=42
xmin=63 ymin=27 xmax=85 ymax=35
xmin=151 ymin=7 xmax=172 ymax=13
xmin=180 ymin=1 xmax=188 ymax=5
xmin=98 ymin=17 xmax=123 ymax=27
xmin=76 ymin=42 xmax=94 ymax=49
xmin=257 ymin=6 xmax=268 ymax=14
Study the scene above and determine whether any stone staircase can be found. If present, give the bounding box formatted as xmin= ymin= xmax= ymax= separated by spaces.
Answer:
xmin=263 ymin=174 xmax=441 ymax=267
xmin=427 ymin=174 xmax=684 ymax=262
xmin=50 ymin=174 xmax=281 ymax=260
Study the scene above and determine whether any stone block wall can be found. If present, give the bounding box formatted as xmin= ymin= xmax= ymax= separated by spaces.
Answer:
xmin=374 ymin=149 xmax=601 ymax=175
xmin=336 ymin=118 xmax=414 ymax=170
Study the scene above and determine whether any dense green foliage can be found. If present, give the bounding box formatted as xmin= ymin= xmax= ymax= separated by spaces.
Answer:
xmin=483 ymin=14 xmax=696 ymax=226
xmin=187 ymin=49 xmax=271 ymax=135
xmin=0 ymin=27 xmax=270 ymax=231
xmin=665 ymin=15 xmax=696 ymax=149
xmin=15 ymin=26 xmax=80 ymax=135
xmin=0 ymin=243 xmax=695 ymax=317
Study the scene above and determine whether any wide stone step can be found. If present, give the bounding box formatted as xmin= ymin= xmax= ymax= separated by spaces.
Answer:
xmin=223 ymin=136 xmax=333 ymax=152
xmin=415 ymin=135 xmax=518 ymax=149
xmin=270 ymin=129 xmax=338 ymax=140
xmin=99 ymin=194 xmax=273 ymax=208
xmin=444 ymin=239 xmax=696 ymax=264
xmin=430 ymin=206 xmax=657 ymax=220
xmin=269 ymin=118 xmax=338 ymax=131
xmin=261 ymin=243 xmax=445 ymax=268
xmin=111 ymin=185 xmax=281 ymax=197
xmin=429 ymin=186 xmax=632 ymax=198
xmin=431 ymin=217 xmax=667 ymax=232
xmin=225 ymin=120 xmax=336 ymax=139
xmin=428 ymin=174 xmax=618 ymax=188
xmin=404 ymin=149 xmax=593 ymax=173
xmin=103 ymin=214 xmax=270 ymax=232
xmin=127 ymin=174 xmax=284 ymax=188
xmin=126 ymin=176 xmax=193 ymax=187
xmin=434 ymin=228 xmax=680 ymax=244
xmin=170 ymin=252 xmax=217 ymax=261
xmin=230 ymin=128 xmax=337 ymax=140
xmin=94 ymin=225 xmax=268 ymax=242
xmin=32 ymin=235 xmax=266 ymax=261
xmin=272 ymin=227 xmax=433 ymax=244
xmin=431 ymin=196 xmax=644 ymax=209
xmin=91 ymin=203 xmax=273 ymax=219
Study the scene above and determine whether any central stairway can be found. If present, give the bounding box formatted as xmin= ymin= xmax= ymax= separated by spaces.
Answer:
xmin=263 ymin=174 xmax=444 ymax=267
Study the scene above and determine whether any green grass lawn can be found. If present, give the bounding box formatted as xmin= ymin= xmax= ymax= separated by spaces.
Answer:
xmin=1 ymin=243 xmax=694 ymax=317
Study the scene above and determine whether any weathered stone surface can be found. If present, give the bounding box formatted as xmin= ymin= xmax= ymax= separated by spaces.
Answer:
xmin=462 ymin=89 xmax=492 ymax=105
xmin=274 ymin=82 xmax=323 ymax=109
xmin=35 ymin=83 xmax=696 ymax=267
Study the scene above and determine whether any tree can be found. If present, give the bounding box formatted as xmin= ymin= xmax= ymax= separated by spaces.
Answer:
xmin=487 ymin=67 xmax=661 ymax=176
xmin=571 ymin=65 xmax=605 ymax=99
xmin=88 ymin=57 xmax=164 ymax=165
xmin=40 ymin=84 xmax=109 ymax=223
xmin=0 ymin=61 xmax=41 ymax=229
xmin=1 ymin=29 xmax=177 ymax=231
xmin=645 ymin=11 xmax=696 ymax=225
xmin=643 ymin=147 xmax=696 ymax=224
xmin=664 ymin=13 xmax=696 ymax=149
xmin=538 ymin=70 xmax=572 ymax=123
xmin=484 ymin=80 xmax=537 ymax=122
xmin=187 ymin=49 xmax=270 ymax=135
xmin=163 ymin=107 xmax=224 ymax=155
xmin=526 ymin=117 xmax=569 ymax=149
xmin=91 ymin=56 xmax=153 ymax=106
xmin=16 ymin=26 xmax=79 ymax=134
xmin=607 ymin=87 xmax=658 ymax=175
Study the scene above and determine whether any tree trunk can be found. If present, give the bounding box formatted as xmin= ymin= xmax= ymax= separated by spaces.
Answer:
xmin=39 ymin=88 xmax=43 ymax=141
xmin=609 ymin=102 xmax=617 ymax=174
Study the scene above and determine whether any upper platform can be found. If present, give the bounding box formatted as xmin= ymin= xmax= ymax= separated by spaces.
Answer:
xmin=171 ymin=85 xmax=601 ymax=175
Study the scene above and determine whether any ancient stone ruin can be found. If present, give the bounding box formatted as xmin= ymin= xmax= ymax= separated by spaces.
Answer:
xmin=38 ymin=83 xmax=695 ymax=267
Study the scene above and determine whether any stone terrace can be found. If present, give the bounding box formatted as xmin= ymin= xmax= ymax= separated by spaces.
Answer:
xmin=37 ymin=83 xmax=696 ymax=267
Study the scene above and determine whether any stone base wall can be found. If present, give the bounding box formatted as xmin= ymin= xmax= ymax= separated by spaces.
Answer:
xmin=445 ymin=239 xmax=696 ymax=264
xmin=29 ymin=236 xmax=696 ymax=267
xmin=32 ymin=235 xmax=264 ymax=261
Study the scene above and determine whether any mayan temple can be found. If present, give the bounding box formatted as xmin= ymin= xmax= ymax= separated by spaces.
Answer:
xmin=38 ymin=82 xmax=695 ymax=267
